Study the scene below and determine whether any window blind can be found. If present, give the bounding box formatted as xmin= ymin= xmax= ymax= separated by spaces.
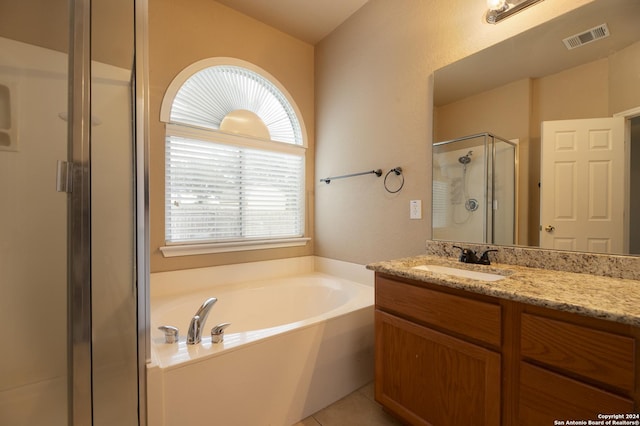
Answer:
xmin=170 ymin=66 xmax=302 ymax=145
xmin=165 ymin=136 xmax=305 ymax=243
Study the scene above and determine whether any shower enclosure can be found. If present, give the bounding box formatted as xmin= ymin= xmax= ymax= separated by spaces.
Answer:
xmin=0 ymin=1 xmax=144 ymax=425
xmin=432 ymin=132 xmax=517 ymax=245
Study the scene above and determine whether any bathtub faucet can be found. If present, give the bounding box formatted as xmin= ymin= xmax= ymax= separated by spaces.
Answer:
xmin=187 ymin=297 xmax=218 ymax=344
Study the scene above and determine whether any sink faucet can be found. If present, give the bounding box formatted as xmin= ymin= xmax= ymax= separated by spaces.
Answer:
xmin=187 ymin=297 xmax=217 ymax=344
xmin=453 ymin=246 xmax=498 ymax=265
xmin=478 ymin=249 xmax=498 ymax=265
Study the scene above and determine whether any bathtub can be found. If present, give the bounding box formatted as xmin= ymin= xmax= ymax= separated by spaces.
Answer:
xmin=147 ymin=257 xmax=375 ymax=426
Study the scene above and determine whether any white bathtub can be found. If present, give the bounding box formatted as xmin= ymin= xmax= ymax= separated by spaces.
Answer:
xmin=147 ymin=257 xmax=375 ymax=426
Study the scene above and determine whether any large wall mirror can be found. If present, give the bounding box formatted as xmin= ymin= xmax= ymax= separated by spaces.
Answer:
xmin=432 ymin=0 xmax=640 ymax=256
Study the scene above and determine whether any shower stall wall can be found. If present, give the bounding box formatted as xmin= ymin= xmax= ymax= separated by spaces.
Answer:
xmin=432 ymin=132 xmax=517 ymax=246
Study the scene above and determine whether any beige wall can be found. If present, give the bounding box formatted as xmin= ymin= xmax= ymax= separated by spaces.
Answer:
xmin=435 ymin=79 xmax=532 ymax=144
xmin=531 ymin=59 xmax=609 ymax=129
xmin=0 ymin=0 xmax=68 ymax=54
xmin=610 ymin=41 xmax=640 ymax=115
xmin=148 ymin=0 xmax=315 ymax=272
xmin=0 ymin=0 xmax=133 ymax=69
xmin=315 ymin=0 xmax=592 ymax=265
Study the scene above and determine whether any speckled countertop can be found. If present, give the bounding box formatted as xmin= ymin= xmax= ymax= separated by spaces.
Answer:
xmin=367 ymin=249 xmax=640 ymax=327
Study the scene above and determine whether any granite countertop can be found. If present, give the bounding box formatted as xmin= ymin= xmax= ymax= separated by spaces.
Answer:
xmin=367 ymin=254 xmax=640 ymax=327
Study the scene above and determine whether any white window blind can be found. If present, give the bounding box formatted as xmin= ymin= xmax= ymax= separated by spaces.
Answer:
xmin=170 ymin=65 xmax=303 ymax=145
xmin=165 ymin=136 xmax=305 ymax=243
xmin=162 ymin=60 xmax=307 ymax=250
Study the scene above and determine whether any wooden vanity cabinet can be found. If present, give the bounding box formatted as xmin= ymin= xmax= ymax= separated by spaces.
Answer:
xmin=375 ymin=273 xmax=640 ymax=426
xmin=517 ymin=307 xmax=638 ymax=425
xmin=375 ymin=274 xmax=503 ymax=426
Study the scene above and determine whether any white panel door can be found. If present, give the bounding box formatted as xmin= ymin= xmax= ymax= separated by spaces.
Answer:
xmin=540 ymin=117 xmax=625 ymax=253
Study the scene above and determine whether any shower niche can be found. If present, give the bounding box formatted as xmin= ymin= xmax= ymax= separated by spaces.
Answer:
xmin=432 ymin=132 xmax=517 ymax=245
xmin=0 ymin=81 xmax=18 ymax=151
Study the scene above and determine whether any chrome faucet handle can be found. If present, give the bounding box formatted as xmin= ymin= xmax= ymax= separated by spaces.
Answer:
xmin=211 ymin=322 xmax=231 ymax=344
xmin=158 ymin=325 xmax=179 ymax=344
xmin=187 ymin=315 xmax=201 ymax=344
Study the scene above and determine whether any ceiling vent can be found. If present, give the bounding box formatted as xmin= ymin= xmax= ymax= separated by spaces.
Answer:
xmin=563 ymin=23 xmax=610 ymax=50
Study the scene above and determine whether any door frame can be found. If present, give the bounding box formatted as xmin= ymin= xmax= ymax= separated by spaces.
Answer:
xmin=614 ymin=105 xmax=640 ymax=254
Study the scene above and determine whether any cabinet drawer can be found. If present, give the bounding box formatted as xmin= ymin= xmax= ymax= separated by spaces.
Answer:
xmin=518 ymin=362 xmax=634 ymax=426
xmin=520 ymin=313 xmax=635 ymax=392
xmin=376 ymin=276 xmax=501 ymax=346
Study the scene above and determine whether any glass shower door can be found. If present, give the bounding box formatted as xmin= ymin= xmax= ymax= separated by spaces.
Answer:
xmin=491 ymin=138 xmax=517 ymax=245
xmin=0 ymin=1 xmax=141 ymax=425
xmin=432 ymin=134 xmax=488 ymax=244
xmin=91 ymin=0 xmax=139 ymax=424
xmin=0 ymin=2 xmax=70 ymax=425
xmin=432 ymin=133 xmax=517 ymax=245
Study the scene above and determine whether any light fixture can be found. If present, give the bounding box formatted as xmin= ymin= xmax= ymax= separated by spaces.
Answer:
xmin=486 ymin=0 xmax=544 ymax=24
xmin=487 ymin=0 xmax=507 ymax=12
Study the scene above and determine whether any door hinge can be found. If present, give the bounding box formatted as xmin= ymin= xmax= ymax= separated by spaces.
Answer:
xmin=56 ymin=160 xmax=73 ymax=193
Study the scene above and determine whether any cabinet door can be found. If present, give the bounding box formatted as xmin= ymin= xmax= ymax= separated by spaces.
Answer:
xmin=518 ymin=362 xmax=634 ymax=426
xmin=375 ymin=311 xmax=501 ymax=426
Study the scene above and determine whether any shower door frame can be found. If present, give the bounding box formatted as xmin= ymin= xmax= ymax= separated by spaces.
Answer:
xmin=487 ymin=133 xmax=519 ymax=246
xmin=135 ymin=0 xmax=151 ymax=425
xmin=68 ymin=0 xmax=93 ymax=423
xmin=67 ymin=0 xmax=150 ymax=424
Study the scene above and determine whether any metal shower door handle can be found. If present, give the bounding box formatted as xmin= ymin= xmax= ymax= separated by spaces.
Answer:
xmin=56 ymin=160 xmax=73 ymax=193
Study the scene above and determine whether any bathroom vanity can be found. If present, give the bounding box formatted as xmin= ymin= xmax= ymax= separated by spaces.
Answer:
xmin=368 ymin=245 xmax=640 ymax=426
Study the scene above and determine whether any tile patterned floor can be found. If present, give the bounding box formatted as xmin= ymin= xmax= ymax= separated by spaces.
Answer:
xmin=293 ymin=382 xmax=405 ymax=426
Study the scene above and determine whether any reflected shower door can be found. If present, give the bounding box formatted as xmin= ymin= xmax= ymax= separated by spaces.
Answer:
xmin=491 ymin=138 xmax=516 ymax=245
xmin=432 ymin=135 xmax=488 ymax=244
xmin=432 ymin=133 xmax=517 ymax=245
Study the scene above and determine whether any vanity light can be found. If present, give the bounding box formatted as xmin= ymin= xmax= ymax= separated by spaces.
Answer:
xmin=487 ymin=0 xmax=507 ymax=12
xmin=486 ymin=0 xmax=544 ymax=24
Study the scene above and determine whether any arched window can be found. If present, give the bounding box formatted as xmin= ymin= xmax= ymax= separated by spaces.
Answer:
xmin=160 ymin=58 xmax=308 ymax=255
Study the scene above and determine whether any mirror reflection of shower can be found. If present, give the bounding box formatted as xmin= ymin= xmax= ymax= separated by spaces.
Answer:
xmin=458 ymin=150 xmax=472 ymax=167
xmin=432 ymin=132 xmax=517 ymax=245
xmin=458 ymin=151 xmax=479 ymax=214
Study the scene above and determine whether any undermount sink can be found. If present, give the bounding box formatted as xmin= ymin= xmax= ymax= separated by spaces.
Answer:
xmin=412 ymin=264 xmax=507 ymax=282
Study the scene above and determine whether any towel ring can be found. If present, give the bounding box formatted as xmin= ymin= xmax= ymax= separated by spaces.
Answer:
xmin=384 ymin=167 xmax=404 ymax=193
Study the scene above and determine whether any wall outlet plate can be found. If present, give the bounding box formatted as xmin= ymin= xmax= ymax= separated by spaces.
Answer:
xmin=410 ymin=200 xmax=422 ymax=219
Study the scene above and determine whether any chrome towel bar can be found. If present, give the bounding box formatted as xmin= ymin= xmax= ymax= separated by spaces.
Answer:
xmin=320 ymin=169 xmax=382 ymax=184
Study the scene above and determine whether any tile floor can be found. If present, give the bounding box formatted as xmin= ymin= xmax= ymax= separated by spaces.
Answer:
xmin=293 ymin=382 xmax=405 ymax=426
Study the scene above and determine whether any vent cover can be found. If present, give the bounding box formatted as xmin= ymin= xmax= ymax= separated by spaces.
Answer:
xmin=563 ymin=23 xmax=610 ymax=50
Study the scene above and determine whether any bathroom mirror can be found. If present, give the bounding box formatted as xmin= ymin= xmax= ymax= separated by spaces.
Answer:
xmin=432 ymin=0 xmax=640 ymax=256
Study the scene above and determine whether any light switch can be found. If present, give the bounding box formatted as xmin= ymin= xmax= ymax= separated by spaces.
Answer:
xmin=410 ymin=200 xmax=422 ymax=219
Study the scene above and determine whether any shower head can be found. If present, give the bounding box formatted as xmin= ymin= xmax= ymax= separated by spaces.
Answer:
xmin=458 ymin=151 xmax=473 ymax=165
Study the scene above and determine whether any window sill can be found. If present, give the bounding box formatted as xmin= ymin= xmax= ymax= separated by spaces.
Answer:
xmin=160 ymin=237 xmax=311 ymax=257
